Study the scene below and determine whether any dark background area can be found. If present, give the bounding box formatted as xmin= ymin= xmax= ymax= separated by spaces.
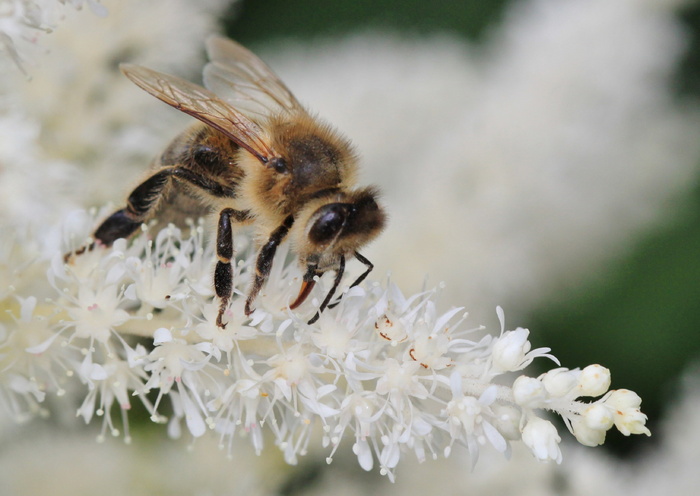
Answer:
xmin=224 ymin=0 xmax=510 ymax=43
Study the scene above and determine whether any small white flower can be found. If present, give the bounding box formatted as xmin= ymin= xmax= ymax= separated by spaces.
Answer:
xmin=67 ymin=285 xmax=130 ymax=342
xmin=374 ymin=311 xmax=407 ymax=343
xmin=577 ymin=364 xmax=611 ymax=397
xmin=603 ymin=389 xmax=652 ymax=437
xmin=569 ymin=416 xmax=608 ymax=447
xmin=490 ymin=307 xmax=558 ymax=375
xmin=0 ymin=0 xmax=108 ymax=73
xmin=409 ymin=327 xmax=453 ymax=370
xmin=491 ymin=327 xmax=532 ymax=372
xmin=540 ymin=367 xmax=580 ymax=398
xmin=584 ymin=403 xmax=615 ymax=432
xmin=144 ymin=338 xmax=207 ymax=394
xmin=195 ymin=301 xmax=258 ymax=354
xmin=124 ymin=256 xmax=183 ymax=309
xmin=0 ymin=296 xmax=72 ymax=420
xmin=521 ymin=417 xmax=562 ymax=463
xmin=512 ymin=375 xmax=549 ymax=409
xmin=444 ymin=373 xmax=508 ymax=459
xmin=375 ymin=359 xmax=427 ymax=398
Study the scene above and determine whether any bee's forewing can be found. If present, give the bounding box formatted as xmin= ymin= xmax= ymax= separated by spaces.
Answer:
xmin=121 ymin=63 xmax=278 ymax=163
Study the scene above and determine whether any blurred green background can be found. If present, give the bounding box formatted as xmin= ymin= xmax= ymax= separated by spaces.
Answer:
xmin=224 ymin=0 xmax=700 ymax=456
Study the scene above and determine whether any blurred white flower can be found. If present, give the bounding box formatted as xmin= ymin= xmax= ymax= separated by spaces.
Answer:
xmin=0 ymin=112 xmax=80 ymax=224
xmin=0 ymin=212 xmax=650 ymax=479
xmin=0 ymin=425 xmax=288 ymax=496
xmin=0 ymin=0 xmax=107 ymax=73
xmin=0 ymin=0 xmax=233 ymax=225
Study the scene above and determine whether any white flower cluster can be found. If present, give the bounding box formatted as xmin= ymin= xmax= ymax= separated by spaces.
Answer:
xmin=0 ymin=212 xmax=650 ymax=480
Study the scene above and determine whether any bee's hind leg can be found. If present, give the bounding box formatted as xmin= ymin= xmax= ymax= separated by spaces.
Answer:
xmin=66 ymin=166 xmax=236 ymax=263
xmin=63 ymin=208 xmax=143 ymax=263
xmin=64 ymin=169 xmax=173 ymax=262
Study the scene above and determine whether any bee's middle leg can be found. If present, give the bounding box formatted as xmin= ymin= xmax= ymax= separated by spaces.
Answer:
xmin=214 ymin=208 xmax=250 ymax=328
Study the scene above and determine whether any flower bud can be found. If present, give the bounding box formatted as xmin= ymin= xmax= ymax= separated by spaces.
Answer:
xmin=513 ymin=376 xmax=548 ymax=408
xmin=570 ymin=417 xmax=607 ymax=447
xmin=541 ymin=367 xmax=578 ymax=398
xmin=584 ymin=403 xmax=614 ymax=431
xmin=577 ymin=364 xmax=611 ymax=397
xmin=522 ymin=417 xmax=562 ymax=463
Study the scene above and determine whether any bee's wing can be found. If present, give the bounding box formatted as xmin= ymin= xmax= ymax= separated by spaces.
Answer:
xmin=121 ymin=63 xmax=277 ymax=163
xmin=203 ymin=35 xmax=305 ymax=118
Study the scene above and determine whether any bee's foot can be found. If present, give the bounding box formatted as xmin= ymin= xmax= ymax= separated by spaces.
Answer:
xmin=63 ymin=243 xmax=94 ymax=264
xmin=244 ymin=302 xmax=254 ymax=317
xmin=215 ymin=313 xmax=227 ymax=329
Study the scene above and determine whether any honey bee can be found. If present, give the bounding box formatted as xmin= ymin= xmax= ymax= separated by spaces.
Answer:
xmin=69 ymin=36 xmax=386 ymax=328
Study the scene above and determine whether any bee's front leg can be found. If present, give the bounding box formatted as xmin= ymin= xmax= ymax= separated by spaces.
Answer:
xmin=305 ymin=254 xmax=345 ymax=325
xmin=327 ymin=251 xmax=373 ymax=310
xmin=244 ymin=215 xmax=294 ymax=316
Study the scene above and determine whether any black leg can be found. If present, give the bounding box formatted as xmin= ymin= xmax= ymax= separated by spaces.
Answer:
xmin=63 ymin=207 xmax=143 ymax=263
xmin=214 ymin=208 xmax=234 ymax=328
xmin=307 ymin=254 xmax=345 ymax=325
xmin=93 ymin=209 xmax=143 ymax=245
xmin=118 ymin=166 xmax=235 ymax=238
xmin=66 ymin=166 xmax=237 ymax=261
xmin=327 ymin=251 xmax=373 ymax=310
xmin=212 ymin=207 xmax=250 ymax=327
xmin=244 ymin=215 xmax=294 ymax=316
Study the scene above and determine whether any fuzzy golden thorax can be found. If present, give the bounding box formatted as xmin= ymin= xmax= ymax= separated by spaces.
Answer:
xmin=237 ymin=112 xmax=358 ymax=223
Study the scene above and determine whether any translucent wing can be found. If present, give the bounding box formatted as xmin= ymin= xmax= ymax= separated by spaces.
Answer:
xmin=203 ymin=35 xmax=305 ymax=118
xmin=120 ymin=63 xmax=278 ymax=164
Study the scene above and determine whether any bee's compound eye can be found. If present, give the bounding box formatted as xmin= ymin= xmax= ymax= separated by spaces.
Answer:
xmin=269 ymin=157 xmax=288 ymax=174
xmin=309 ymin=204 xmax=346 ymax=245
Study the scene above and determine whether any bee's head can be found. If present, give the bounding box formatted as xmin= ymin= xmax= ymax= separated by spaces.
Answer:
xmin=296 ymin=186 xmax=386 ymax=269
